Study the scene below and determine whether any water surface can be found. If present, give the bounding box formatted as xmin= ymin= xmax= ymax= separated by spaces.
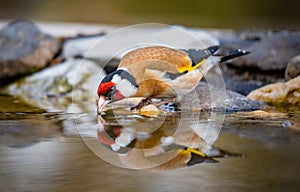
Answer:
xmin=0 ymin=95 xmax=300 ymax=192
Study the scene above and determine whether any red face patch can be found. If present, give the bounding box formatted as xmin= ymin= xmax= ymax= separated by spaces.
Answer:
xmin=97 ymin=82 xmax=115 ymax=97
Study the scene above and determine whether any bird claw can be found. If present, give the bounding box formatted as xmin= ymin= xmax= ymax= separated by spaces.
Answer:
xmin=130 ymin=98 xmax=153 ymax=111
xmin=130 ymin=98 xmax=177 ymax=112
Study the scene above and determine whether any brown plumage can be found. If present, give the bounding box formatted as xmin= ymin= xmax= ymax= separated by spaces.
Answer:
xmin=119 ymin=46 xmax=192 ymax=74
xmin=118 ymin=46 xmax=202 ymax=97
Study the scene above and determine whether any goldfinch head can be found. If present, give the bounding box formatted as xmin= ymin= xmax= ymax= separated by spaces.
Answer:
xmin=97 ymin=69 xmax=138 ymax=111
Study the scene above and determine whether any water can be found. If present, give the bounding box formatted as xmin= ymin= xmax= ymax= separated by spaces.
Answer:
xmin=0 ymin=95 xmax=300 ymax=192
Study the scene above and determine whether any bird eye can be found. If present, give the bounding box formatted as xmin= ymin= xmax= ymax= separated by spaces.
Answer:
xmin=105 ymin=86 xmax=116 ymax=99
xmin=110 ymin=86 xmax=116 ymax=93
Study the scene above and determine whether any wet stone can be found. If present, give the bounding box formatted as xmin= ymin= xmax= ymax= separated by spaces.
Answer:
xmin=0 ymin=20 xmax=61 ymax=85
xmin=219 ymin=30 xmax=300 ymax=71
xmin=285 ymin=55 xmax=300 ymax=80
xmin=247 ymin=76 xmax=300 ymax=106
xmin=224 ymin=90 xmax=265 ymax=112
xmin=1 ymin=58 xmax=105 ymax=112
xmin=181 ymin=82 xmax=264 ymax=112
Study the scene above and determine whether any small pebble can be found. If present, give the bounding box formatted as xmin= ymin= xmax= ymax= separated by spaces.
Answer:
xmin=139 ymin=104 xmax=161 ymax=117
xmin=285 ymin=55 xmax=300 ymax=80
xmin=281 ymin=121 xmax=292 ymax=128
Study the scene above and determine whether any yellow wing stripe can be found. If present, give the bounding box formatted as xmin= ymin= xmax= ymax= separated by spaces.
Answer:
xmin=178 ymin=147 xmax=206 ymax=157
xmin=177 ymin=59 xmax=206 ymax=73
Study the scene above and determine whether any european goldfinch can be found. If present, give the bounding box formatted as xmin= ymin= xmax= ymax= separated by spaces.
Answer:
xmin=97 ymin=45 xmax=249 ymax=111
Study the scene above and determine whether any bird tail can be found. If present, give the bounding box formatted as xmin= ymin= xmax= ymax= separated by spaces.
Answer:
xmin=186 ymin=45 xmax=249 ymax=66
xmin=182 ymin=46 xmax=249 ymax=75
xmin=219 ymin=49 xmax=250 ymax=63
xmin=199 ymin=46 xmax=249 ymax=76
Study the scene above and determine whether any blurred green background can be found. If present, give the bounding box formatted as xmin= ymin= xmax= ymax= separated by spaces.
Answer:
xmin=0 ymin=0 xmax=299 ymax=29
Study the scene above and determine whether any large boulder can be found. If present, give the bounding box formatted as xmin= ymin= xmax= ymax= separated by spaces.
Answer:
xmin=182 ymin=82 xmax=264 ymax=112
xmin=219 ymin=30 xmax=300 ymax=71
xmin=247 ymin=76 xmax=300 ymax=105
xmin=0 ymin=20 xmax=61 ymax=85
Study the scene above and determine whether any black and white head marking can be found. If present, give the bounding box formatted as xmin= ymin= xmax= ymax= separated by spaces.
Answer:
xmin=102 ymin=69 xmax=138 ymax=97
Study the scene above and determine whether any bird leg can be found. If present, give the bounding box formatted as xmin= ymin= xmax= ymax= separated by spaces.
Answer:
xmin=153 ymin=98 xmax=176 ymax=107
xmin=130 ymin=98 xmax=153 ymax=110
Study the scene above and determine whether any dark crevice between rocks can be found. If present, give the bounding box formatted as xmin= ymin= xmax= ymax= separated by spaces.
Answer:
xmin=220 ymin=63 xmax=286 ymax=95
xmin=48 ymin=37 xmax=66 ymax=65
xmin=225 ymin=63 xmax=285 ymax=80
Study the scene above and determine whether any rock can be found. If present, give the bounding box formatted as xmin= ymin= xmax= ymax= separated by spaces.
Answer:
xmin=139 ymin=104 xmax=162 ymax=117
xmin=224 ymin=89 xmax=265 ymax=112
xmin=247 ymin=76 xmax=300 ymax=105
xmin=210 ymin=30 xmax=300 ymax=95
xmin=1 ymin=58 xmax=105 ymax=112
xmin=62 ymin=35 xmax=103 ymax=59
xmin=285 ymin=55 xmax=300 ymax=80
xmin=64 ymin=25 xmax=219 ymax=58
xmin=181 ymin=82 xmax=264 ymax=112
xmin=62 ymin=24 xmax=219 ymax=65
xmin=219 ymin=30 xmax=300 ymax=71
xmin=0 ymin=20 xmax=61 ymax=85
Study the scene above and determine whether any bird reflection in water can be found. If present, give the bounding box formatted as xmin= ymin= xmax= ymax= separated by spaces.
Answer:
xmin=96 ymin=108 xmax=237 ymax=170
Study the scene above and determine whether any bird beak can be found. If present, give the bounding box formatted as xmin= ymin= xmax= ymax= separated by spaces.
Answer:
xmin=98 ymin=95 xmax=110 ymax=112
